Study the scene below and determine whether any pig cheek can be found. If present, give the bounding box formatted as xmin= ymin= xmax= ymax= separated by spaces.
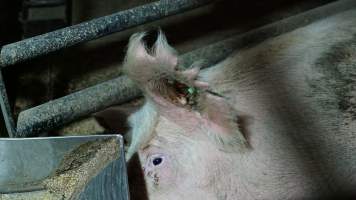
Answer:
xmin=143 ymin=155 xmax=177 ymax=190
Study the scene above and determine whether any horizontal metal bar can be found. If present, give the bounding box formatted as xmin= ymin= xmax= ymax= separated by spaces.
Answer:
xmin=14 ymin=0 xmax=356 ymax=137
xmin=179 ymin=0 xmax=356 ymax=67
xmin=16 ymin=77 xmax=141 ymax=137
xmin=0 ymin=0 xmax=212 ymax=67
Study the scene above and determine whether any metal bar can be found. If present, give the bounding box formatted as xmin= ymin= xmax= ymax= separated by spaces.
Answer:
xmin=14 ymin=0 xmax=356 ymax=137
xmin=0 ymin=72 xmax=16 ymax=137
xmin=180 ymin=0 xmax=356 ymax=68
xmin=16 ymin=77 xmax=141 ymax=137
xmin=0 ymin=0 xmax=212 ymax=67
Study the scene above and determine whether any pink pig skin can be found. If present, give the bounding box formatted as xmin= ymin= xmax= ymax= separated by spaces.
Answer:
xmin=100 ymin=9 xmax=356 ymax=200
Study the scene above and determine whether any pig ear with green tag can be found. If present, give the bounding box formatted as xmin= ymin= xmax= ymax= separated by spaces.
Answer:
xmin=123 ymin=31 xmax=248 ymax=153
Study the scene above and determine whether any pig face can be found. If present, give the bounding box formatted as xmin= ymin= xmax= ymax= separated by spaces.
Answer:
xmin=122 ymin=32 xmax=249 ymax=199
xmin=127 ymin=108 xmax=250 ymax=200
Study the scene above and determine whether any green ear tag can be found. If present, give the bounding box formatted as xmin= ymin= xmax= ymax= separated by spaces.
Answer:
xmin=188 ymin=87 xmax=196 ymax=95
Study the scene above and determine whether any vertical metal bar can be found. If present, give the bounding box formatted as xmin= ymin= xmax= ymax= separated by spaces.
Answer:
xmin=0 ymin=71 xmax=16 ymax=137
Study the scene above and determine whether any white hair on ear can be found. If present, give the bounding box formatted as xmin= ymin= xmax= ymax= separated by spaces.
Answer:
xmin=153 ymin=30 xmax=178 ymax=68
xmin=123 ymin=32 xmax=154 ymax=83
xmin=126 ymin=101 xmax=158 ymax=161
xmin=123 ymin=31 xmax=179 ymax=87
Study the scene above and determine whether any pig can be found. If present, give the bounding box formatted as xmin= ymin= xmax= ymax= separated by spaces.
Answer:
xmin=101 ymin=9 xmax=356 ymax=200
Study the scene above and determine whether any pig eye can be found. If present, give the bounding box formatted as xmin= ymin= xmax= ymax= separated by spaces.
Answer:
xmin=152 ymin=157 xmax=163 ymax=166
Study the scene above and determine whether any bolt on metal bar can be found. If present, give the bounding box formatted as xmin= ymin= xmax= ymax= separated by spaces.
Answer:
xmin=11 ymin=0 xmax=356 ymax=137
xmin=0 ymin=0 xmax=213 ymax=67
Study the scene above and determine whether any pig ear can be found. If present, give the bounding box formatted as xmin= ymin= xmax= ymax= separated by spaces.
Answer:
xmin=198 ymin=93 xmax=248 ymax=152
xmin=123 ymin=31 xmax=178 ymax=86
xmin=123 ymin=32 xmax=154 ymax=84
xmin=152 ymin=30 xmax=178 ymax=68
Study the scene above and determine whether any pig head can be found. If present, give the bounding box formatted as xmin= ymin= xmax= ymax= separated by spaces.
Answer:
xmin=121 ymin=32 xmax=249 ymax=199
xmin=123 ymin=32 xmax=248 ymax=159
xmin=99 ymin=9 xmax=356 ymax=200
